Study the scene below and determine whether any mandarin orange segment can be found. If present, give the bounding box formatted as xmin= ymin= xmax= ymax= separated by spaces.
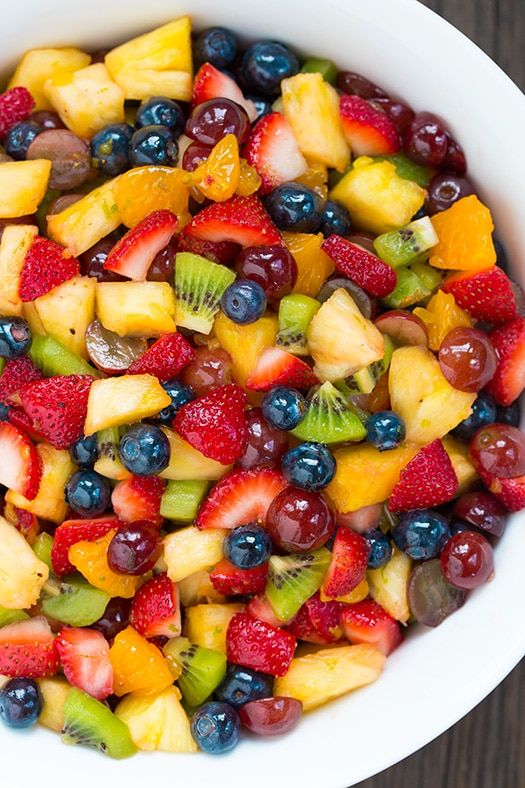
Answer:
xmin=109 ymin=626 xmax=174 ymax=697
xmin=295 ymin=159 xmax=328 ymax=200
xmin=283 ymin=232 xmax=335 ymax=297
xmin=414 ymin=290 xmax=472 ymax=350
xmin=113 ymin=165 xmax=190 ymax=227
xmin=429 ymin=195 xmax=497 ymax=271
xmin=186 ymin=134 xmax=240 ymax=202
xmin=236 ymin=158 xmax=262 ymax=196
xmin=68 ymin=531 xmax=140 ymax=599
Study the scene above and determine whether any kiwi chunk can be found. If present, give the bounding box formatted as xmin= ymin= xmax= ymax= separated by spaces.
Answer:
xmin=62 ymin=688 xmax=136 ymax=759
xmin=345 ymin=335 xmax=394 ymax=394
xmin=382 ymin=267 xmax=431 ymax=309
xmin=42 ymin=577 xmax=110 ymax=627
xmin=276 ymin=294 xmax=321 ymax=356
xmin=93 ymin=427 xmax=128 ymax=480
xmin=32 ymin=532 xmax=54 ymax=570
xmin=160 ymin=480 xmax=209 ymax=523
xmin=266 ymin=548 xmax=331 ymax=621
xmin=163 ymin=636 xmax=227 ymax=707
xmin=373 ymin=217 xmax=439 ymax=268
xmin=301 ymin=58 xmax=337 ymax=84
xmin=0 ymin=606 xmax=29 ymax=627
xmin=174 ymin=252 xmax=236 ymax=334
xmin=373 ymin=153 xmax=433 ymax=187
xmin=410 ymin=260 xmax=443 ymax=292
xmin=291 ymin=381 xmax=366 ymax=443
xmin=29 ymin=334 xmax=99 ymax=378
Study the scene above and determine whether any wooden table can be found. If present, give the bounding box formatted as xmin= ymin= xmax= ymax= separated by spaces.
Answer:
xmin=357 ymin=2 xmax=524 ymax=786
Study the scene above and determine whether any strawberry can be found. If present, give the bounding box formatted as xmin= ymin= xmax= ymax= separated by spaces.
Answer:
xmin=484 ymin=318 xmax=525 ymax=406
xmin=19 ymin=237 xmax=79 ymax=302
xmin=286 ymin=593 xmax=342 ymax=644
xmin=322 ymin=528 xmax=369 ymax=598
xmin=51 ymin=516 xmax=122 ymax=576
xmin=0 ymin=86 xmax=35 ymax=138
xmin=0 ymin=403 xmax=46 ymax=443
xmin=246 ymin=347 xmax=318 ymax=391
xmin=321 ymin=234 xmax=397 ymax=298
xmin=111 ymin=475 xmax=165 ymax=526
xmin=127 ymin=332 xmax=195 ymax=381
xmin=226 ymin=612 xmax=296 ymax=677
xmin=192 ymin=62 xmax=257 ymax=121
xmin=0 ymin=421 xmax=41 ymax=499
xmin=244 ymin=112 xmax=307 ymax=195
xmin=247 ymin=595 xmax=286 ymax=628
xmin=339 ymin=599 xmax=402 ymax=656
xmin=56 ymin=627 xmax=113 ymax=700
xmin=0 ymin=617 xmax=59 ymax=678
xmin=3 ymin=502 xmax=40 ymax=544
xmin=389 ymin=439 xmax=458 ymax=512
xmin=130 ymin=573 xmax=181 ymax=639
xmin=483 ymin=474 xmax=525 ymax=513
xmin=196 ymin=467 xmax=287 ymax=530
xmin=210 ymin=558 xmax=268 ymax=596
xmin=184 ymin=195 xmax=282 ymax=247
xmin=20 ymin=374 xmax=92 ymax=449
xmin=174 ymin=383 xmax=248 ymax=464
xmin=176 ymin=231 xmax=241 ymax=265
xmin=339 ymin=95 xmax=400 ymax=156
xmin=103 ymin=210 xmax=178 ymax=281
xmin=442 ymin=266 xmax=521 ymax=324
xmin=0 ymin=357 xmax=43 ymax=400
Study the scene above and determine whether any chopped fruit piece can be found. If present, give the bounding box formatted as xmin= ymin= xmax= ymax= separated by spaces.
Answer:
xmin=104 ymin=210 xmax=178 ymax=281
xmin=213 ymin=311 xmax=278 ymax=389
xmin=295 ymin=160 xmax=329 ymax=200
xmin=246 ymin=347 xmax=318 ymax=391
xmin=368 ymin=547 xmax=411 ymax=623
xmin=52 ymin=517 xmax=123 ymax=576
xmin=160 ymin=428 xmax=231 ymax=482
xmin=113 ymin=166 xmax=190 ymax=228
xmin=96 ymin=281 xmax=176 ymax=337
xmin=266 ymin=549 xmax=330 ymax=622
xmin=0 ymin=86 xmax=35 ymax=137
xmin=164 ymin=526 xmax=226 ymax=582
xmin=0 ymin=160 xmax=51 ymax=219
xmin=340 ymin=600 xmax=402 ymax=656
xmin=0 ymin=516 xmax=48 ymax=609
xmin=226 ymin=612 xmax=296 ymax=677
xmin=286 ymin=592 xmax=343 ymax=644
xmin=274 ymin=644 xmax=385 ymax=710
xmin=442 ymin=435 xmax=479 ymax=495
xmin=389 ymin=439 xmax=458 ymax=512
xmin=429 ymin=195 xmax=496 ymax=271
xmin=339 ymin=95 xmax=400 ymax=156
xmin=320 ymin=577 xmax=369 ymax=604
xmin=236 ymin=158 xmax=262 ymax=196
xmin=56 ymin=628 xmax=113 ymax=701
xmin=0 ymin=224 xmax=38 ymax=317
xmin=245 ymin=112 xmax=307 ymax=194
xmin=3 ymin=503 xmax=40 ymax=546
xmin=127 ymin=333 xmax=195 ymax=381
xmin=322 ymin=529 xmax=369 ymax=598
xmin=373 ymin=216 xmax=439 ymax=267
xmin=20 ymin=374 xmax=92 ymax=449
xmin=84 ymin=374 xmax=171 ymax=435
xmin=184 ymin=603 xmax=243 ymax=653
xmin=292 ymin=381 xmax=366 ymax=443
xmin=187 ymin=134 xmax=240 ymax=202
xmin=210 ymin=558 xmax=268 ymax=596
xmin=174 ymin=252 xmax=235 ymax=334
xmin=184 ymin=195 xmax=281 ymax=247
xmin=160 ymin=479 xmax=209 ymax=522
xmin=32 ymin=276 xmax=96 ymax=359
xmin=485 ymin=318 xmax=525 ymax=406
xmin=5 ymin=444 xmax=74 ymax=523
xmin=0 ymin=617 xmax=58 ymax=678
xmin=19 ymin=236 xmax=79 ymax=302
xmin=0 ymin=422 xmax=41 ymax=499
xmin=61 ymin=687 xmax=137 ymax=758
xmin=8 ymin=48 xmax=91 ymax=111
xmin=115 ymin=686 xmax=197 ymax=753
xmin=69 ymin=531 xmax=139 ymax=599
xmin=131 ymin=574 xmax=181 ymax=639
xmin=94 ymin=427 xmax=130 ymax=481
xmin=37 ymin=677 xmax=71 ymax=732
xmin=110 ymin=626 xmax=173 ymax=696
xmin=178 ymin=569 xmax=225 ymax=607
xmin=321 ymin=235 xmax=397 ymax=297
xmin=442 ymin=266 xmax=521 ymax=325
xmin=485 ymin=474 xmax=525 ymax=513
xmin=282 ymin=232 xmax=335 ymax=297
xmin=192 ymin=63 xmax=256 ymax=121
xmin=111 ymin=476 xmax=164 ymax=527
xmin=413 ymin=290 xmax=472 ymax=351
xmin=276 ymin=293 xmax=320 ymax=356
xmin=196 ymin=468 xmax=287 ymax=530
xmin=163 ymin=636 xmax=226 ymax=706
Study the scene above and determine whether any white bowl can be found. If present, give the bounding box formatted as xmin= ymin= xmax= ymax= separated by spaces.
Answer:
xmin=1 ymin=1 xmax=524 ymax=786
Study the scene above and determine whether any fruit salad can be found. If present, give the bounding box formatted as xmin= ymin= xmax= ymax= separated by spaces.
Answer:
xmin=0 ymin=15 xmax=523 ymax=759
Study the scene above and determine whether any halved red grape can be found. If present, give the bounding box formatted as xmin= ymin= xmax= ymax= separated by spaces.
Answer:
xmin=443 ymin=134 xmax=467 ymax=175
xmin=375 ymin=310 xmax=428 ymax=347
xmin=336 ymin=71 xmax=388 ymax=100
xmin=80 ymin=238 xmax=127 ymax=282
xmin=440 ymin=531 xmax=494 ymax=590
xmin=107 ymin=521 xmax=161 ymax=575
xmin=235 ymin=245 xmax=297 ymax=301
xmin=438 ymin=327 xmax=497 ymax=392
xmin=408 ymin=559 xmax=466 ymax=627
xmin=336 ymin=503 xmax=382 ymax=534
xmin=317 ymin=276 xmax=373 ymax=318
xmin=185 ymin=98 xmax=250 ymax=146
xmin=26 ymin=129 xmax=91 ymax=190
xmin=181 ymin=347 xmax=233 ymax=395
xmin=238 ymin=697 xmax=302 ymax=735
xmin=237 ymin=407 xmax=289 ymax=470
xmin=86 ymin=319 xmax=147 ymax=374
xmin=469 ymin=423 xmax=525 ymax=479
xmin=30 ymin=110 xmax=66 ymax=130
xmin=266 ymin=486 xmax=335 ymax=552
xmin=453 ymin=491 xmax=507 ymax=537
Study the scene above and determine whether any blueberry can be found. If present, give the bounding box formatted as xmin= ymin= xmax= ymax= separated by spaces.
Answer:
xmin=220 ymin=280 xmax=267 ymax=324
xmin=130 ymin=125 xmax=179 ymax=167
xmin=194 ymin=27 xmax=238 ymax=69
xmin=320 ymin=200 xmax=353 ymax=237
xmin=215 ymin=664 xmax=272 ymax=708
xmin=119 ymin=424 xmax=170 ymax=475
xmin=246 ymin=95 xmax=273 ymax=120
xmin=4 ymin=121 xmax=41 ymax=160
xmin=393 ymin=509 xmax=451 ymax=560
xmin=261 ymin=386 xmax=305 ymax=431
xmin=495 ymin=400 xmax=521 ymax=428
xmin=411 ymin=206 xmax=428 ymax=221
xmin=224 ymin=524 xmax=272 ymax=569
xmin=135 ymin=97 xmax=186 ymax=135
xmin=0 ymin=317 xmax=32 ymax=359
xmin=264 ymin=182 xmax=323 ymax=233
xmin=281 ymin=442 xmax=336 ymax=491
xmin=242 ymin=41 xmax=299 ymax=97
xmin=453 ymin=392 xmax=496 ymax=441
xmin=0 ymin=679 xmax=42 ymax=729
xmin=66 ymin=470 xmax=111 ymax=517
xmin=191 ymin=701 xmax=240 ymax=754
xmin=366 ymin=411 xmax=406 ymax=451
xmin=450 ymin=517 xmax=471 ymax=535
xmin=90 ymin=123 xmax=133 ymax=175
xmin=154 ymin=379 xmax=195 ymax=425
xmin=69 ymin=435 xmax=99 ymax=468
xmin=364 ymin=528 xmax=392 ymax=569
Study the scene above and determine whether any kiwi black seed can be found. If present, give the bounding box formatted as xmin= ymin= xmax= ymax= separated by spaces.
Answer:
xmin=276 ymin=293 xmax=320 ymax=355
xmin=292 ymin=381 xmax=367 ymax=443
xmin=61 ymin=687 xmax=136 ymax=759
xmin=163 ymin=636 xmax=227 ymax=707
xmin=174 ymin=252 xmax=235 ymax=333
xmin=265 ymin=547 xmax=332 ymax=621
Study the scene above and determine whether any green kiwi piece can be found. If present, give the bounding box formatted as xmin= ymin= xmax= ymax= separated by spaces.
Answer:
xmin=410 ymin=260 xmax=443 ymax=292
xmin=266 ymin=548 xmax=331 ymax=622
xmin=174 ymin=252 xmax=236 ymax=334
xmin=163 ymin=636 xmax=227 ymax=707
xmin=0 ymin=606 xmax=29 ymax=627
xmin=32 ymin=532 xmax=54 ymax=570
xmin=93 ymin=427 xmax=128 ymax=480
xmin=291 ymin=381 xmax=366 ymax=443
xmin=0 ymin=359 xmax=4 ymax=376
xmin=373 ymin=153 xmax=433 ymax=187
xmin=373 ymin=217 xmax=439 ymax=268
xmin=62 ymin=688 xmax=136 ymax=759
xmin=301 ymin=58 xmax=337 ymax=84
xmin=29 ymin=335 xmax=99 ymax=378
xmin=345 ymin=335 xmax=395 ymax=394
xmin=160 ymin=480 xmax=209 ymax=523
xmin=42 ymin=577 xmax=110 ymax=627
xmin=381 ymin=267 xmax=431 ymax=309
xmin=276 ymin=294 xmax=321 ymax=356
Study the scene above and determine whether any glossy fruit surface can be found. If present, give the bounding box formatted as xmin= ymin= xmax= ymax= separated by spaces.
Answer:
xmin=223 ymin=523 xmax=272 ymax=569
xmin=79 ymin=239 xmax=126 ymax=283
xmin=320 ymin=200 xmax=352 ymax=237
xmin=182 ymin=347 xmax=233 ymax=396
xmin=90 ymin=123 xmax=133 ymax=175
xmin=28 ymin=129 xmax=91 ymax=188
xmin=265 ymin=182 xmax=323 ymax=233
xmin=453 ymin=491 xmax=507 ymax=537
xmin=336 ymin=71 xmax=387 ymax=100
xmin=426 ymin=173 xmax=474 ymax=214
xmin=65 ymin=470 xmax=111 ymax=517
xmin=154 ymin=379 xmax=195 ymax=425
xmin=135 ymin=97 xmax=186 ymax=134
xmin=438 ymin=327 xmax=497 ymax=392
xmin=281 ymin=442 xmax=336 ymax=491
xmin=119 ymin=425 xmax=170 ymax=476
xmin=237 ymin=407 xmax=289 ymax=470
xmin=86 ymin=320 xmax=147 ymax=374
xmin=194 ymin=26 xmax=238 ymax=69
xmin=403 ymin=112 xmax=448 ymax=167
xmin=235 ymin=245 xmax=298 ymax=301
xmin=69 ymin=435 xmax=99 ymax=468
xmin=266 ymin=486 xmax=335 ymax=552
xmin=261 ymin=386 xmax=305 ymax=431
xmin=364 ymin=529 xmax=392 ymax=569
xmin=130 ymin=125 xmax=179 ymax=167
xmin=215 ymin=664 xmax=272 ymax=708
xmin=0 ymin=317 xmax=32 ymax=359
xmin=92 ymin=597 xmax=131 ymax=640
xmin=408 ymin=559 xmax=466 ymax=627
xmin=440 ymin=531 xmax=494 ymax=589
xmin=190 ymin=701 xmax=240 ymax=754
xmin=469 ymin=423 xmax=525 ymax=479
xmin=5 ymin=121 xmax=41 ymax=159
xmin=393 ymin=510 xmax=451 ymax=560
xmin=238 ymin=697 xmax=302 ymax=735
xmin=221 ymin=280 xmax=267 ymax=324
xmin=107 ymin=522 xmax=161 ymax=576
xmin=452 ymin=392 xmax=497 ymax=442
xmin=0 ymin=678 xmax=42 ymax=728
xmin=366 ymin=411 xmax=405 ymax=451
xmin=242 ymin=41 xmax=299 ymax=97
xmin=185 ymin=98 xmax=250 ymax=146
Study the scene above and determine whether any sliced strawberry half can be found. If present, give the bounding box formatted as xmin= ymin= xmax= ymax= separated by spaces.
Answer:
xmin=3 ymin=502 xmax=40 ymax=544
xmin=127 ymin=332 xmax=195 ymax=381
xmin=245 ymin=112 xmax=307 ymax=194
xmin=19 ymin=236 xmax=79 ymax=302
xmin=111 ymin=475 xmax=165 ymax=527
xmin=192 ymin=62 xmax=257 ymax=122
xmin=442 ymin=266 xmax=521 ymax=325
xmin=286 ymin=593 xmax=343 ymax=644
xmin=0 ymin=421 xmax=41 ymax=499
xmin=176 ymin=231 xmax=241 ymax=265
xmin=483 ymin=473 xmax=525 ymax=513
xmin=130 ymin=573 xmax=181 ymax=639
xmin=1 ymin=403 xmax=47 ymax=443
xmin=0 ymin=356 xmax=43 ymax=400
xmin=196 ymin=467 xmax=287 ymax=530
xmin=247 ymin=595 xmax=287 ymax=628
xmin=20 ymin=374 xmax=93 ymax=449
xmin=246 ymin=347 xmax=318 ymax=392
xmin=484 ymin=318 xmax=525 ymax=406
xmin=339 ymin=95 xmax=400 ymax=156
xmin=0 ymin=617 xmax=59 ymax=678
xmin=340 ymin=599 xmax=402 ymax=656
xmin=103 ymin=210 xmax=178 ymax=281
xmin=322 ymin=234 xmax=397 ymax=298
xmin=389 ymin=439 xmax=458 ymax=512
xmin=0 ymin=86 xmax=35 ymax=138
xmin=184 ymin=195 xmax=282 ymax=247
xmin=226 ymin=612 xmax=296 ymax=677
xmin=322 ymin=528 xmax=369 ymax=598
xmin=210 ymin=558 xmax=268 ymax=596
xmin=56 ymin=627 xmax=113 ymax=700
xmin=51 ymin=516 xmax=123 ymax=576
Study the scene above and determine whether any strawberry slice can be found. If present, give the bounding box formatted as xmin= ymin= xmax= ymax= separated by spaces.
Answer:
xmin=339 ymin=95 xmax=400 ymax=156
xmin=130 ymin=573 xmax=181 ymax=639
xmin=483 ymin=474 xmax=525 ymax=513
xmin=210 ymin=558 xmax=269 ymax=596
xmin=127 ymin=332 xmax=195 ymax=381
xmin=245 ymin=112 xmax=307 ymax=195
xmin=19 ymin=237 xmax=79 ymax=302
xmin=286 ymin=593 xmax=343 ymax=644
xmin=51 ymin=516 xmax=123 ymax=576
xmin=0 ymin=86 xmax=35 ymax=138
xmin=174 ymin=383 xmax=248 ymax=464
xmin=247 ymin=595 xmax=286 ymax=628
xmin=340 ymin=599 xmax=402 ymax=656
xmin=20 ymin=374 xmax=93 ymax=449
xmin=1 ymin=403 xmax=47 ymax=443
xmin=56 ymin=627 xmax=113 ymax=700
xmin=0 ymin=421 xmax=41 ymax=499
xmin=246 ymin=347 xmax=318 ymax=392
xmin=226 ymin=612 xmax=296 ymax=677
xmin=111 ymin=475 xmax=165 ymax=527
xmin=389 ymin=439 xmax=458 ymax=512
xmin=484 ymin=318 xmax=525 ymax=406
xmin=322 ymin=528 xmax=369 ymax=598
xmin=0 ymin=617 xmax=59 ymax=678
xmin=184 ymin=195 xmax=282 ymax=247
xmin=192 ymin=62 xmax=257 ymax=121
xmin=103 ymin=210 xmax=178 ymax=281
xmin=176 ymin=231 xmax=241 ymax=265
xmin=4 ymin=502 xmax=40 ymax=544
xmin=196 ymin=467 xmax=287 ymax=530
xmin=442 ymin=266 xmax=521 ymax=324
xmin=322 ymin=234 xmax=397 ymax=298
xmin=0 ymin=356 xmax=43 ymax=400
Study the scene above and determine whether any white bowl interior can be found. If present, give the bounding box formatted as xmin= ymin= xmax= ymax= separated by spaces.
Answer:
xmin=0 ymin=1 xmax=524 ymax=786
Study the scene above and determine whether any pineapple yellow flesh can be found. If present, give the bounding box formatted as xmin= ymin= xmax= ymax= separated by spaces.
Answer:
xmin=183 ymin=603 xmax=244 ymax=653
xmin=37 ymin=677 xmax=72 ymax=731
xmin=84 ymin=375 xmax=171 ymax=435
xmin=164 ymin=527 xmax=226 ymax=583
xmin=367 ymin=547 xmax=411 ymax=623
xmin=116 ymin=686 xmax=197 ymax=753
xmin=0 ymin=224 xmax=38 ymax=316
xmin=23 ymin=302 xmax=46 ymax=336
xmin=178 ymin=570 xmax=225 ymax=607
xmin=33 ymin=276 xmax=96 ymax=359
xmin=320 ymin=577 xmax=369 ymax=604
xmin=0 ymin=516 xmax=49 ymax=609
xmin=213 ymin=311 xmax=278 ymax=390
xmin=0 ymin=161 xmax=51 ymax=219
xmin=160 ymin=428 xmax=231 ymax=481
xmin=442 ymin=435 xmax=479 ymax=495
xmin=9 ymin=48 xmax=91 ymax=110
xmin=6 ymin=444 xmax=74 ymax=524
xmin=95 ymin=281 xmax=177 ymax=337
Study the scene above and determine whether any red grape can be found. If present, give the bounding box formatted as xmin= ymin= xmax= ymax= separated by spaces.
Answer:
xmin=336 ymin=503 xmax=382 ymax=534
xmin=469 ymin=423 xmax=525 ymax=479
xmin=336 ymin=71 xmax=388 ymax=100
xmin=238 ymin=697 xmax=302 ymax=735
xmin=235 ymin=245 xmax=297 ymax=301
xmin=237 ymin=408 xmax=289 ymax=470
xmin=453 ymin=491 xmax=507 ymax=537
xmin=181 ymin=347 xmax=233 ymax=396
xmin=438 ymin=327 xmax=497 ymax=392
xmin=26 ymin=129 xmax=91 ymax=190
xmin=317 ymin=276 xmax=374 ymax=319
xmin=185 ymin=98 xmax=250 ymax=146
xmin=408 ymin=559 xmax=466 ymax=627
xmin=440 ymin=531 xmax=494 ymax=589
xmin=426 ymin=173 xmax=474 ymax=214
xmin=371 ymin=98 xmax=415 ymax=135
xmin=80 ymin=238 xmax=126 ymax=282
xmin=182 ymin=140 xmax=213 ymax=171
xmin=403 ymin=112 xmax=448 ymax=167
xmin=147 ymin=240 xmax=177 ymax=282
xmin=107 ymin=522 xmax=161 ymax=575
xmin=346 ymin=233 xmax=376 ymax=254
xmin=443 ymin=134 xmax=467 ymax=175
xmin=92 ymin=597 xmax=131 ymax=640
xmin=30 ymin=110 xmax=65 ymax=130
xmin=266 ymin=486 xmax=335 ymax=552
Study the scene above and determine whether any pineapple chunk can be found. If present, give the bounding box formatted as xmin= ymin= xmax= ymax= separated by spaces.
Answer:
xmin=105 ymin=16 xmax=192 ymax=101
xmin=213 ymin=311 xmax=278 ymax=389
xmin=116 ymin=686 xmax=196 ymax=753
xmin=274 ymin=644 xmax=385 ymax=711
xmin=281 ymin=73 xmax=350 ymax=171
xmin=44 ymin=63 xmax=125 ymax=138
xmin=84 ymin=375 xmax=171 ymax=435
xmin=0 ymin=516 xmax=49 ymax=609
xmin=184 ymin=603 xmax=243 ymax=653
xmin=37 ymin=677 xmax=71 ymax=731
xmin=320 ymin=577 xmax=369 ymax=604
xmin=96 ymin=281 xmax=176 ymax=337
xmin=164 ymin=527 xmax=226 ymax=583
xmin=389 ymin=346 xmax=476 ymax=444
xmin=368 ymin=547 xmax=411 ymax=623
xmin=178 ymin=570 xmax=225 ymax=607
xmin=23 ymin=302 xmax=46 ymax=336
xmin=160 ymin=428 xmax=231 ymax=481
xmin=9 ymin=48 xmax=91 ymax=110
xmin=307 ymin=288 xmax=384 ymax=380
xmin=0 ymin=160 xmax=51 ymax=218
xmin=0 ymin=224 xmax=38 ymax=316
xmin=33 ymin=276 xmax=96 ymax=359
xmin=442 ymin=435 xmax=479 ymax=495
xmin=6 ymin=444 xmax=74 ymax=523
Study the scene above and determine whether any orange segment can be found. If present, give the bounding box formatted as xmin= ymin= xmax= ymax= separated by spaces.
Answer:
xmin=429 ymin=195 xmax=497 ymax=271
xmin=113 ymin=166 xmax=190 ymax=227
xmin=236 ymin=159 xmax=262 ymax=197
xmin=68 ymin=531 xmax=139 ymax=598
xmin=296 ymin=160 xmax=328 ymax=200
xmin=414 ymin=290 xmax=472 ymax=350
xmin=186 ymin=134 xmax=240 ymax=202
xmin=109 ymin=626 xmax=174 ymax=697
xmin=283 ymin=232 xmax=335 ymax=297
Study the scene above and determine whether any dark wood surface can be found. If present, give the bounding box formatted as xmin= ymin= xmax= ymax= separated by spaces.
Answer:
xmin=357 ymin=1 xmax=524 ymax=786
